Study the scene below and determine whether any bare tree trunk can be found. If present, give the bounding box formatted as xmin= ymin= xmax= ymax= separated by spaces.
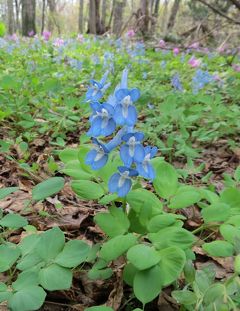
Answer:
xmin=47 ymin=0 xmax=61 ymax=33
xmin=140 ymin=0 xmax=150 ymax=35
xmin=113 ymin=0 xmax=126 ymax=35
xmin=22 ymin=0 xmax=36 ymax=36
xmin=161 ymin=0 xmax=169 ymax=34
xmin=15 ymin=0 xmax=20 ymax=31
xmin=151 ymin=0 xmax=160 ymax=32
xmin=101 ymin=0 xmax=107 ymax=29
xmin=7 ymin=0 xmax=14 ymax=34
xmin=41 ymin=0 xmax=46 ymax=34
xmin=167 ymin=0 xmax=181 ymax=33
xmin=88 ymin=0 xmax=104 ymax=34
xmin=78 ymin=0 xmax=84 ymax=33
xmin=88 ymin=0 xmax=97 ymax=34
xmin=108 ymin=0 xmax=115 ymax=29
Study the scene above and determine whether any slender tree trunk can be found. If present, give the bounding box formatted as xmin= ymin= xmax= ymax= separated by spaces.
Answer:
xmin=78 ymin=0 xmax=84 ymax=33
xmin=88 ymin=0 xmax=97 ymax=34
xmin=101 ymin=0 xmax=107 ymax=30
xmin=41 ymin=0 xmax=46 ymax=34
xmin=113 ymin=0 xmax=126 ymax=35
xmin=7 ymin=0 xmax=14 ymax=34
xmin=151 ymin=0 xmax=160 ymax=32
xmin=15 ymin=0 xmax=20 ymax=31
xmin=47 ymin=0 xmax=60 ymax=33
xmin=22 ymin=0 xmax=36 ymax=36
xmin=167 ymin=0 xmax=181 ymax=33
xmin=161 ymin=0 xmax=169 ymax=34
xmin=140 ymin=0 xmax=150 ymax=35
xmin=108 ymin=0 xmax=115 ymax=29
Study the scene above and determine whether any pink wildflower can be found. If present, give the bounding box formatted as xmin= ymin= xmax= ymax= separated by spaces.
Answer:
xmin=173 ymin=47 xmax=180 ymax=55
xmin=188 ymin=56 xmax=201 ymax=68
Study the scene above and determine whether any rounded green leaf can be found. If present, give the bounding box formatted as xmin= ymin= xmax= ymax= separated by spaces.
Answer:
xmin=8 ymin=286 xmax=46 ymax=311
xmin=0 ymin=243 xmax=20 ymax=272
xmin=59 ymin=148 xmax=79 ymax=163
xmin=153 ymin=161 xmax=178 ymax=199
xmin=133 ymin=265 xmax=162 ymax=304
xmin=36 ymin=227 xmax=65 ymax=261
xmin=123 ymin=263 xmax=138 ymax=286
xmin=127 ymin=244 xmax=161 ymax=270
xmin=72 ymin=180 xmax=104 ymax=200
xmin=169 ymin=187 xmax=201 ymax=209
xmin=203 ymin=284 xmax=225 ymax=304
xmin=201 ymin=203 xmax=230 ymax=223
xmin=99 ymin=234 xmax=137 ymax=262
xmin=202 ymin=241 xmax=234 ymax=257
xmin=158 ymin=246 xmax=186 ymax=286
xmin=39 ymin=264 xmax=72 ymax=290
xmin=55 ymin=240 xmax=90 ymax=268
xmin=172 ymin=290 xmax=197 ymax=305
xmin=147 ymin=214 xmax=176 ymax=233
xmin=12 ymin=271 xmax=39 ymax=291
xmin=220 ymin=224 xmax=240 ymax=244
xmin=32 ymin=177 xmax=65 ymax=201
xmin=0 ymin=187 xmax=19 ymax=200
xmin=0 ymin=213 xmax=28 ymax=229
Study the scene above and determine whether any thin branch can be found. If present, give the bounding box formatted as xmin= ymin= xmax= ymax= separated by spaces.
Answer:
xmin=196 ymin=0 xmax=240 ymax=24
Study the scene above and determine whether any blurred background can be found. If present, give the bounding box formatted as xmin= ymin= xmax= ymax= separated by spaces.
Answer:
xmin=0 ymin=0 xmax=239 ymax=47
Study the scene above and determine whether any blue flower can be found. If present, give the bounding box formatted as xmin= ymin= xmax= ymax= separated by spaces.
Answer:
xmin=171 ymin=73 xmax=183 ymax=92
xmin=136 ymin=146 xmax=157 ymax=180
xmin=108 ymin=166 xmax=138 ymax=197
xmin=120 ymin=132 xmax=145 ymax=166
xmin=85 ymin=138 xmax=109 ymax=170
xmin=86 ymin=71 xmax=110 ymax=102
xmin=114 ymin=88 xmax=140 ymax=126
xmin=87 ymin=102 xmax=116 ymax=137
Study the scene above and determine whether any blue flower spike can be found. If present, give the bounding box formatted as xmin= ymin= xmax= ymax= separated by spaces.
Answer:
xmin=85 ymin=68 xmax=157 ymax=197
xmin=108 ymin=166 xmax=138 ymax=197
xmin=85 ymin=138 xmax=109 ymax=170
xmin=120 ymin=132 xmax=145 ymax=166
xmin=136 ymin=146 xmax=158 ymax=180
xmin=87 ymin=102 xmax=116 ymax=137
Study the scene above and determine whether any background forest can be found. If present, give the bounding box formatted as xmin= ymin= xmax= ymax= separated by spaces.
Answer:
xmin=0 ymin=0 xmax=240 ymax=46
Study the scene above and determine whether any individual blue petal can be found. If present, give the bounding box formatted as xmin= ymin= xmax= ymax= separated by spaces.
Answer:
xmin=136 ymin=162 xmax=155 ymax=180
xmin=100 ymin=71 xmax=109 ymax=85
xmin=115 ymin=88 xmax=129 ymax=101
xmin=150 ymin=146 xmax=158 ymax=157
xmin=91 ymin=154 xmax=108 ymax=170
xmin=89 ymin=116 xmax=102 ymax=136
xmin=118 ymin=166 xmax=129 ymax=174
xmin=134 ymin=132 xmax=144 ymax=141
xmin=130 ymin=88 xmax=140 ymax=101
xmin=134 ymin=144 xmax=145 ymax=162
xmin=120 ymin=144 xmax=133 ymax=166
xmin=101 ymin=118 xmax=116 ymax=136
xmin=113 ymin=104 xmax=125 ymax=125
xmin=90 ymin=102 xmax=101 ymax=112
xmin=126 ymin=105 xmax=137 ymax=126
xmin=118 ymin=178 xmax=132 ymax=197
xmin=85 ymin=150 xmax=97 ymax=165
xmin=102 ymin=103 xmax=115 ymax=115
xmin=108 ymin=173 xmax=120 ymax=193
xmin=121 ymin=69 xmax=128 ymax=89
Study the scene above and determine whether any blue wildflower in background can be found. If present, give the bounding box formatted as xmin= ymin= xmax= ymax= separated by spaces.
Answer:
xmin=192 ymin=69 xmax=213 ymax=94
xmin=171 ymin=73 xmax=183 ymax=92
xmin=85 ymin=69 xmax=157 ymax=197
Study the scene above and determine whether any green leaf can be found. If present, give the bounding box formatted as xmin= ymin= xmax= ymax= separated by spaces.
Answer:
xmin=234 ymin=166 xmax=240 ymax=182
xmin=62 ymin=160 xmax=92 ymax=180
xmin=12 ymin=271 xmax=39 ymax=291
xmin=127 ymin=244 xmax=161 ymax=270
xmin=94 ymin=207 xmax=130 ymax=238
xmin=72 ymin=180 xmax=104 ymax=200
xmin=88 ymin=267 xmax=113 ymax=280
xmin=172 ymin=290 xmax=197 ymax=305
xmin=98 ymin=193 xmax=118 ymax=205
xmin=59 ymin=148 xmax=79 ymax=163
xmin=0 ymin=187 xmax=19 ymax=200
xmin=17 ymin=253 xmax=43 ymax=271
xmin=19 ymin=234 xmax=41 ymax=256
xmin=158 ymin=247 xmax=186 ymax=286
xmin=55 ymin=240 xmax=90 ymax=268
xmin=220 ymin=188 xmax=240 ymax=210
xmin=133 ymin=265 xmax=162 ymax=304
xmin=201 ymin=203 xmax=230 ymax=223
xmin=0 ymin=243 xmax=20 ymax=272
xmin=153 ymin=161 xmax=178 ymax=199
xmin=220 ymin=224 xmax=240 ymax=244
xmin=8 ymin=286 xmax=46 ymax=311
xmin=99 ymin=234 xmax=137 ymax=262
xmin=32 ymin=177 xmax=65 ymax=201
xmin=127 ymin=189 xmax=163 ymax=213
xmin=39 ymin=264 xmax=72 ymax=290
xmin=148 ymin=227 xmax=195 ymax=250
xmin=202 ymin=241 xmax=234 ymax=257
xmin=169 ymin=186 xmax=201 ymax=209
xmin=203 ymin=284 xmax=225 ymax=304
xmin=85 ymin=307 xmax=114 ymax=311
xmin=147 ymin=214 xmax=177 ymax=232
xmin=0 ymin=213 xmax=28 ymax=228
xmin=123 ymin=263 xmax=138 ymax=286
xmin=234 ymin=254 xmax=240 ymax=274
xmin=36 ymin=227 xmax=65 ymax=261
